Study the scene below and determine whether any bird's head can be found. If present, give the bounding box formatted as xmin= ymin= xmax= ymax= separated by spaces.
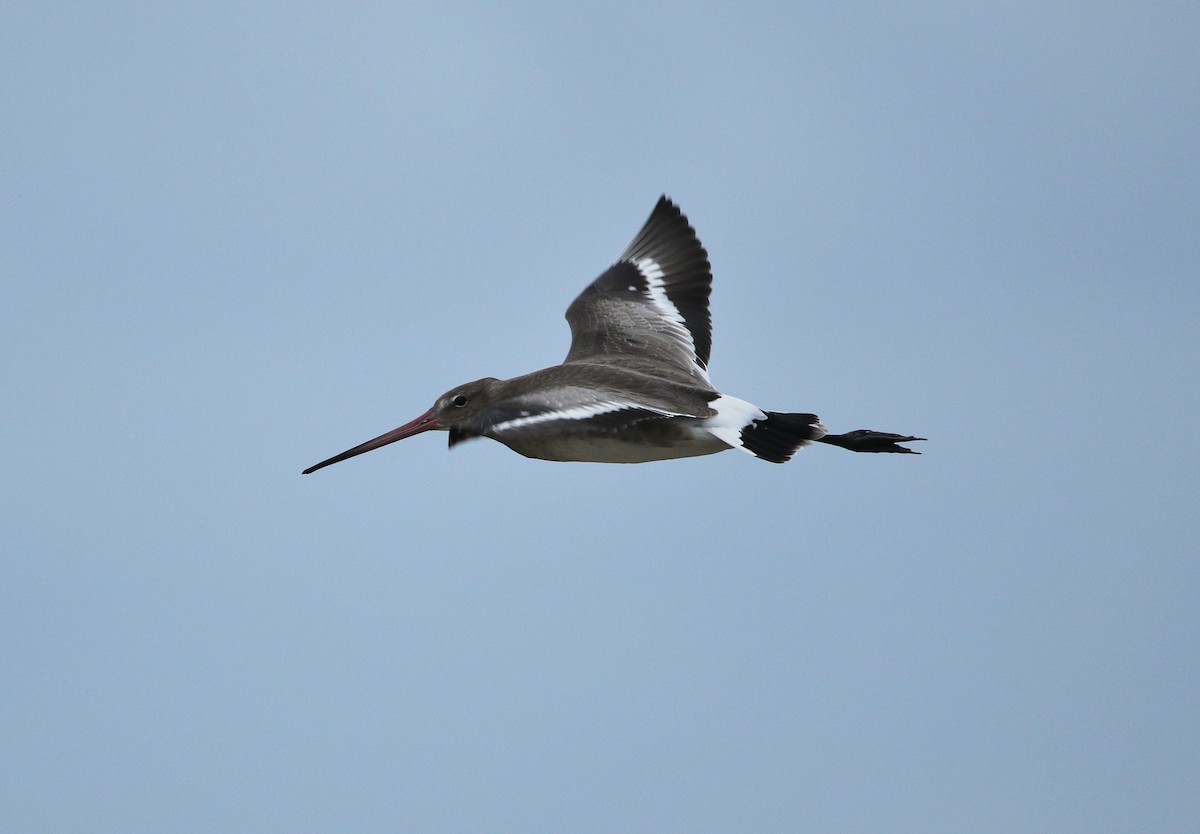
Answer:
xmin=302 ymin=377 xmax=500 ymax=474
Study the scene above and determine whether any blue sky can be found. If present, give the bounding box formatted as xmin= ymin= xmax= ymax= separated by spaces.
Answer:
xmin=3 ymin=3 xmax=1197 ymax=832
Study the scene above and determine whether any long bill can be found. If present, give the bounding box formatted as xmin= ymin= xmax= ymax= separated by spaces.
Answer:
xmin=302 ymin=409 xmax=440 ymax=474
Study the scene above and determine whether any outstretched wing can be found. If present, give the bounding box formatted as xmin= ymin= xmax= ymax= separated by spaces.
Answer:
xmin=564 ymin=196 xmax=713 ymax=384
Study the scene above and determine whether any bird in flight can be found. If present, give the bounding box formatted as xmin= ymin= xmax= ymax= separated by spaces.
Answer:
xmin=304 ymin=197 xmax=923 ymax=474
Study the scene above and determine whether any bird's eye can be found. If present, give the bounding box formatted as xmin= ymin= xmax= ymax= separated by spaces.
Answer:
xmin=452 ymin=395 xmax=468 ymax=407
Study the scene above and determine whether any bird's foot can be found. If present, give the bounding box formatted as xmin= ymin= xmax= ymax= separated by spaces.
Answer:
xmin=818 ymin=429 xmax=927 ymax=454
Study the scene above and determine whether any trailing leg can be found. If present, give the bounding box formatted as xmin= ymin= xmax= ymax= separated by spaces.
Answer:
xmin=817 ymin=430 xmax=926 ymax=454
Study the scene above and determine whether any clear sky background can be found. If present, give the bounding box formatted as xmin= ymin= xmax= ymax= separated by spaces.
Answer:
xmin=3 ymin=3 xmax=1197 ymax=832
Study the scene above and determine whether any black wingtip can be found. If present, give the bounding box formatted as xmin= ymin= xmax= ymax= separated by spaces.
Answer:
xmin=615 ymin=195 xmax=713 ymax=367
